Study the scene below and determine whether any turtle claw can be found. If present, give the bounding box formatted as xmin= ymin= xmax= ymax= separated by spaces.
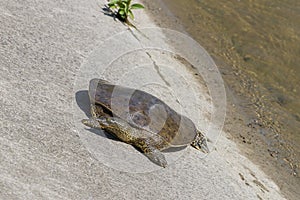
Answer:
xmin=191 ymin=131 xmax=209 ymax=153
xmin=144 ymin=149 xmax=168 ymax=168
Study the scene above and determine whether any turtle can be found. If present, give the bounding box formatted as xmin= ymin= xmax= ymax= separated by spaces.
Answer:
xmin=82 ymin=78 xmax=209 ymax=167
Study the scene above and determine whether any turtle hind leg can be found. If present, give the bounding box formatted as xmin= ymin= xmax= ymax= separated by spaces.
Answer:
xmin=135 ymin=138 xmax=168 ymax=168
xmin=191 ymin=130 xmax=209 ymax=153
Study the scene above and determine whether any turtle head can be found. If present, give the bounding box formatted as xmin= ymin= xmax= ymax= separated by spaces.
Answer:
xmin=191 ymin=130 xmax=209 ymax=153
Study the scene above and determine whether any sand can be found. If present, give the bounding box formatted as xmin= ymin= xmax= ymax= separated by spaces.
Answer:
xmin=0 ymin=0 xmax=287 ymax=199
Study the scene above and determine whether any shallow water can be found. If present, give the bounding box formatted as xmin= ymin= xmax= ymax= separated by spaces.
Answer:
xmin=142 ymin=0 xmax=300 ymax=198
xmin=161 ymin=0 xmax=300 ymax=117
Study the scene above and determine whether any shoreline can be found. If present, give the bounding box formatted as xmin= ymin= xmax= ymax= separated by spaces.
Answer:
xmin=139 ymin=0 xmax=299 ymax=199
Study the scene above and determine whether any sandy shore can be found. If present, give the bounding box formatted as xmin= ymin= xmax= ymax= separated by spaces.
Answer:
xmin=0 ymin=0 xmax=287 ymax=199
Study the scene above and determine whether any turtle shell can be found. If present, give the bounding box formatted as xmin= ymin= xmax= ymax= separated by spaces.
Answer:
xmin=88 ymin=78 xmax=198 ymax=146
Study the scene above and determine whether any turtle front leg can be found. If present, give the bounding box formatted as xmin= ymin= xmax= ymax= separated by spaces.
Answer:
xmin=82 ymin=116 xmax=168 ymax=167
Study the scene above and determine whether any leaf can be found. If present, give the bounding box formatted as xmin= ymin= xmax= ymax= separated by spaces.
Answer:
xmin=119 ymin=9 xmax=125 ymax=16
xmin=108 ymin=4 xmax=117 ymax=9
xmin=123 ymin=2 xmax=128 ymax=13
xmin=118 ymin=1 xmax=126 ymax=8
xmin=128 ymin=10 xmax=134 ymax=20
xmin=108 ymin=0 xmax=119 ymax=6
xmin=122 ymin=0 xmax=131 ymax=5
xmin=108 ymin=2 xmax=116 ymax=7
xmin=108 ymin=0 xmax=120 ymax=9
xmin=130 ymin=3 xmax=144 ymax=9
xmin=110 ymin=0 xmax=120 ymax=4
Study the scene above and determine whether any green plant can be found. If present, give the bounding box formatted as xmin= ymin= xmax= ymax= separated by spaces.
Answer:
xmin=108 ymin=0 xmax=144 ymax=22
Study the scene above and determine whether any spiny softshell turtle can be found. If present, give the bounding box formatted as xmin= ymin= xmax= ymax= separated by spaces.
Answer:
xmin=82 ymin=78 xmax=209 ymax=167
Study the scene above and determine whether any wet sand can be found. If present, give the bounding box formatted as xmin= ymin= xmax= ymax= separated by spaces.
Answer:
xmin=141 ymin=0 xmax=300 ymax=199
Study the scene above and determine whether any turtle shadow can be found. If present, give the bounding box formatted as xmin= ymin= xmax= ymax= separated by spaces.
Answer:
xmin=162 ymin=146 xmax=187 ymax=153
xmin=84 ymin=127 xmax=120 ymax=142
xmin=75 ymin=90 xmax=92 ymax=118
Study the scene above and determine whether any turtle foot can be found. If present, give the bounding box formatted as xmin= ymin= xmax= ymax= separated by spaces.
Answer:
xmin=191 ymin=131 xmax=209 ymax=153
xmin=82 ymin=117 xmax=101 ymax=129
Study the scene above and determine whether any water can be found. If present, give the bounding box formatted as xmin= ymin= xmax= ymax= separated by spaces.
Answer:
xmin=142 ymin=0 xmax=300 ymax=198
